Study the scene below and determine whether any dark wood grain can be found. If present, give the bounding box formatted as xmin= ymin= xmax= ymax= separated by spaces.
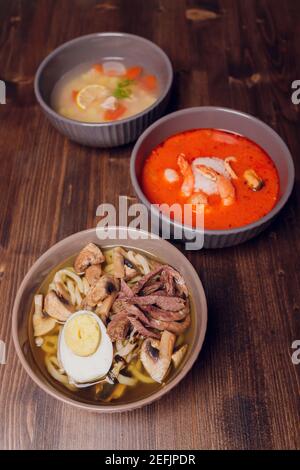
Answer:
xmin=0 ymin=0 xmax=299 ymax=450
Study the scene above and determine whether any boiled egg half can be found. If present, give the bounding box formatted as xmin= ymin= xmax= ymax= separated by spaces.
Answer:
xmin=58 ymin=310 xmax=113 ymax=384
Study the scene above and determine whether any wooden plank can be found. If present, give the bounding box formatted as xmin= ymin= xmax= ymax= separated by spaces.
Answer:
xmin=0 ymin=0 xmax=299 ymax=450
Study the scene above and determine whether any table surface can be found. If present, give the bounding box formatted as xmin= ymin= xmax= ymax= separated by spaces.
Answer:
xmin=0 ymin=0 xmax=299 ymax=450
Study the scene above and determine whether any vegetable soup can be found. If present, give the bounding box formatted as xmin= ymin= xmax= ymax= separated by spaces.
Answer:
xmin=51 ymin=61 xmax=159 ymax=123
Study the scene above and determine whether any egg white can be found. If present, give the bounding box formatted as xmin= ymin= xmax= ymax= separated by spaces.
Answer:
xmin=58 ymin=310 xmax=113 ymax=384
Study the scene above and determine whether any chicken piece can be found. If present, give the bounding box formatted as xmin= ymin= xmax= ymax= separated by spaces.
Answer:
xmin=85 ymin=275 xmax=119 ymax=307
xmin=85 ymin=264 xmax=102 ymax=286
xmin=74 ymin=243 xmax=104 ymax=273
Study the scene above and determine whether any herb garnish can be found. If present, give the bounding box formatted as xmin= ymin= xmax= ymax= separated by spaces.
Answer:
xmin=113 ymin=79 xmax=134 ymax=99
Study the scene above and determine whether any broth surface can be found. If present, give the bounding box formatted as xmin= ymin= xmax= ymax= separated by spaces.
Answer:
xmin=141 ymin=129 xmax=280 ymax=230
xmin=51 ymin=61 xmax=159 ymax=123
xmin=29 ymin=248 xmax=193 ymax=405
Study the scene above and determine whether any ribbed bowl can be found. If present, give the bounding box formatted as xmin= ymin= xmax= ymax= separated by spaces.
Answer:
xmin=130 ymin=107 xmax=295 ymax=249
xmin=12 ymin=227 xmax=207 ymax=412
xmin=34 ymin=33 xmax=173 ymax=147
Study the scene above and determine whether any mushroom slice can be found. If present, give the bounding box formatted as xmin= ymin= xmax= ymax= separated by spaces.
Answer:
xmin=85 ymin=264 xmax=102 ymax=286
xmin=140 ymin=330 xmax=176 ymax=383
xmin=74 ymin=243 xmax=105 ymax=273
xmin=107 ymin=355 xmax=127 ymax=383
xmin=85 ymin=275 xmax=119 ymax=307
xmin=55 ymin=281 xmax=72 ymax=304
xmin=95 ymin=291 xmax=118 ymax=324
xmin=124 ymin=264 xmax=138 ymax=280
xmin=44 ymin=291 xmax=74 ymax=322
xmin=171 ymin=344 xmax=188 ymax=368
xmin=33 ymin=294 xmax=56 ymax=337
xmin=113 ymin=247 xmax=125 ymax=279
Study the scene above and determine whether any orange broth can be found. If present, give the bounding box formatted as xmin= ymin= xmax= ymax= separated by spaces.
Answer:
xmin=141 ymin=129 xmax=280 ymax=230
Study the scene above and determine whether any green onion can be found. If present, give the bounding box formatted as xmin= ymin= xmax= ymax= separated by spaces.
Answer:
xmin=113 ymin=79 xmax=134 ymax=99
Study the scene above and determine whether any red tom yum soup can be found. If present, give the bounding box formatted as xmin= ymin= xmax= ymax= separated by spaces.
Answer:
xmin=141 ymin=129 xmax=280 ymax=230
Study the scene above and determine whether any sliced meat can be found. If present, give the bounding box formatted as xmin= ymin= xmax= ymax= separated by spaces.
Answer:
xmin=107 ymin=314 xmax=130 ymax=341
xmin=150 ymin=290 xmax=167 ymax=296
xmin=128 ymin=306 xmax=151 ymax=326
xmin=120 ymin=279 xmax=134 ymax=298
xmin=141 ymin=305 xmax=187 ymax=321
xmin=112 ymin=299 xmax=150 ymax=325
xmin=148 ymin=314 xmax=191 ymax=335
xmin=160 ymin=269 xmax=175 ymax=296
xmin=74 ymin=243 xmax=104 ymax=273
xmin=162 ymin=266 xmax=188 ymax=298
xmin=112 ymin=299 xmax=127 ymax=315
xmin=131 ymin=265 xmax=164 ymax=294
xmin=128 ymin=317 xmax=160 ymax=339
xmin=130 ymin=295 xmax=185 ymax=311
xmin=141 ymin=281 xmax=163 ymax=296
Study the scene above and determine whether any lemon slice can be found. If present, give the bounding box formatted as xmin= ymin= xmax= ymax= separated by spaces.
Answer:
xmin=76 ymin=84 xmax=109 ymax=110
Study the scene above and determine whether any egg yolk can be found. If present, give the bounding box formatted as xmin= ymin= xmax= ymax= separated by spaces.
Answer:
xmin=64 ymin=314 xmax=100 ymax=357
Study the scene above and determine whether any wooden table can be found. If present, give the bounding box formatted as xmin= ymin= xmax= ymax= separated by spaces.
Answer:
xmin=0 ymin=0 xmax=299 ymax=450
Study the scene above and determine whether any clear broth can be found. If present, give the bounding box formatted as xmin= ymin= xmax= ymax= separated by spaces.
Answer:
xmin=28 ymin=248 xmax=194 ymax=405
xmin=51 ymin=61 xmax=159 ymax=123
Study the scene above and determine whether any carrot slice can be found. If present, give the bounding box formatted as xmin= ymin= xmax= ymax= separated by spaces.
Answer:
xmin=140 ymin=75 xmax=157 ymax=91
xmin=93 ymin=64 xmax=103 ymax=73
xmin=71 ymin=90 xmax=78 ymax=101
xmin=125 ymin=66 xmax=143 ymax=80
xmin=104 ymin=103 xmax=127 ymax=121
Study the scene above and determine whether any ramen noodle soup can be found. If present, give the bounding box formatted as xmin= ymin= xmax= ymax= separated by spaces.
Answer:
xmin=51 ymin=61 xmax=159 ymax=122
xmin=29 ymin=243 xmax=192 ymax=405
xmin=141 ymin=129 xmax=280 ymax=230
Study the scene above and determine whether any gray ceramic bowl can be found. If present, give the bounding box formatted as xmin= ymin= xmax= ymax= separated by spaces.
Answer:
xmin=130 ymin=107 xmax=295 ymax=248
xmin=34 ymin=33 xmax=173 ymax=147
xmin=12 ymin=227 xmax=207 ymax=412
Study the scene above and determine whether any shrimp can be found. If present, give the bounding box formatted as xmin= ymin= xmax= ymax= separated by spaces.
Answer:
xmin=188 ymin=192 xmax=208 ymax=206
xmin=217 ymin=174 xmax=235 ymax=206
xmin=195 ymin=164 xmax=217 ymax=181
xmin=224 ymin=156 xmax=238 ymax=179
xmin=195 ymin=164 xmax=235 ymax=206
xmin=177 ymin=153 xmax=194 ymax=197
